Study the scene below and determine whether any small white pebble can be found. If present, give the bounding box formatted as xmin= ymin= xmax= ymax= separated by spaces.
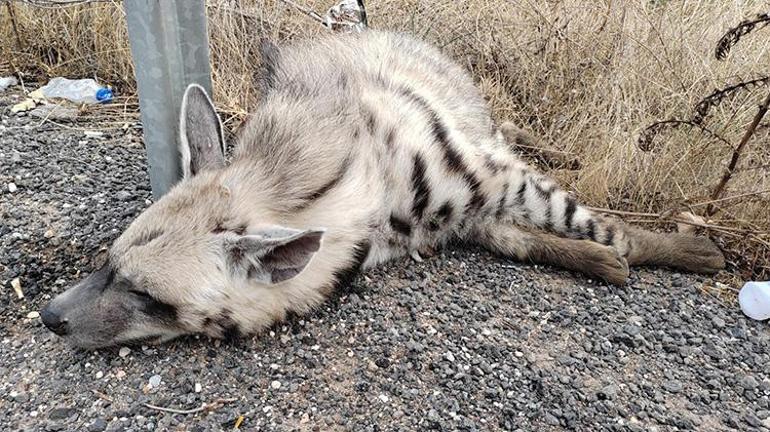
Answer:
xmin=148 ymin=375 xmax=162 ymax=388
xmin=95 ymin=371 xmax=103 ymax=379
xmin=194 ymin=383 xmax=202 ymax=393
xmin=378 ymin=394 xmax=389 ymax=403
xmin=270 ymin=380 xmax=281 ymax=390
xmin=7 ymin=182 xmax=17 ymax=193
xmin=118 ymin=347 xmax=131 ymax=358
xmin=482 ymin=329 xmax=492 ymax=336
xmin=26 ymin=311 xmax=40 ymax=319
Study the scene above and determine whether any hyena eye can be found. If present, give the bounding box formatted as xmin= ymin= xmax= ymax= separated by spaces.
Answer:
xmin=129 ymin=289 xmax=153 ymax=299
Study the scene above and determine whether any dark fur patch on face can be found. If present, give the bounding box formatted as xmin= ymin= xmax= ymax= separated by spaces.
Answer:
xmin=129 ymin=283 xmax=178 ymax=323
xmin=130 ymin=230 xmax=163 ymax=248
xmin=140 ymin=297 xmax=178 ymax=323
xmin=411 ymin=154 xmax=431 ymax=220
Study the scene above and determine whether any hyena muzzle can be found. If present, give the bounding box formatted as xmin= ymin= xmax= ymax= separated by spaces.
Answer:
xmin=41 ymin=30 xmax=725 ymax=349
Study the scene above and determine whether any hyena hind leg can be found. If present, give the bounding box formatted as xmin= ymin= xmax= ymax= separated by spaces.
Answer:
xmin=474 ymin=222 xmax=630 ymax=285
xmin=624 ymin=226 xmax=725 ymax=274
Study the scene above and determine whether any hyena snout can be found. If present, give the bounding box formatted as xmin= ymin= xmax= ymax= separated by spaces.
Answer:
xmin=41 ymin=304 xmax=69 ymax=336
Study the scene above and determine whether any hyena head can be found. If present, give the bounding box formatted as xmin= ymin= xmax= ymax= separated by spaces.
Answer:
xmin=41 ymin=85 xmax=325 ymax=349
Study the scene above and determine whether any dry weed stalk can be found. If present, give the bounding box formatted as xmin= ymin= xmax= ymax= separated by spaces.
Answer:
xmin=693 ymin=76 xmax=770 ymax=124
xmin=715 ymin=13 xmax=770 ymax=60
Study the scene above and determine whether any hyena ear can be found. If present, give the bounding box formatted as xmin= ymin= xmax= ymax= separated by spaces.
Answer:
xmin=224 ymin=227 xmax=325 ymax=284
xmin=179 ymin=84 xmax=225 ymax=179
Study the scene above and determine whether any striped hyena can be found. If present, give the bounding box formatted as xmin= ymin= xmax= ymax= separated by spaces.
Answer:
xmin=41 ymin=31 xmax=724 ymax=348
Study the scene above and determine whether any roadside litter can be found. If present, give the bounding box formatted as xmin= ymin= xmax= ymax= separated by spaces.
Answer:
xmin=739 ymin=281 xmax=770 ymax=320
xmin=0 ymin=76 xmax=18 ymax=92
xmin=10 ymin=77 xmax=113 ymax=115
xmin=39 ymin=77 xmax=113 ymax=104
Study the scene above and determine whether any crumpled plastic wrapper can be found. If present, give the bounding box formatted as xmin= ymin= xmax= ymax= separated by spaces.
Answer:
xmin=325 ymin=0 xmax=367 ymax=33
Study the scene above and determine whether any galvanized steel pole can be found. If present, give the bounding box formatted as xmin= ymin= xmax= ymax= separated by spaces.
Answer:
xmin=124 ymin=0 xmax=213 ymax=198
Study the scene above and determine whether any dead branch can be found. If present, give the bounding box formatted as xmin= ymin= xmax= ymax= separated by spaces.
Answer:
xmin=693 ymin=76 xmax=770 ymax=123
xmin=707 ymin=91 xmax=770 ymax=216
xmin=716 ymin=12 xmax=770 ymax=60
xmin=638 ymin=119 xmax=733 ymax=151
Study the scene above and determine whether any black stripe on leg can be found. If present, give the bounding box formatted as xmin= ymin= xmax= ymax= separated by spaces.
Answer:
xmin=585 ymin=219 xmax=597 ymax=242
xmin=564 ymin=197 xmax=577 ymax=231
xmin=411 ymin=154 xmax=431 ymax=220
xmin=496 ymin=182 xmax=509 ymax=219
xmin=604 ymin=225 xmax=615 ymax=246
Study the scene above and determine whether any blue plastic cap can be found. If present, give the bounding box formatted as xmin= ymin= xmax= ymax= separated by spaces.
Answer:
xmin=96 ymin=88 xmax=114 ymax=103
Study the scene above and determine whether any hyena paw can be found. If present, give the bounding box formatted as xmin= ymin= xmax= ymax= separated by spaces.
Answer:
xmin=585 ymin=243 xmax=630 ymax=286
xmin=675 ymin=235 xmax=726 ymax=274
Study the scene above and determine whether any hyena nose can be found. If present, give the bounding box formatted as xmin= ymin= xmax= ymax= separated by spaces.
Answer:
xmin=41 ymin=306 xmax=69 ymax=336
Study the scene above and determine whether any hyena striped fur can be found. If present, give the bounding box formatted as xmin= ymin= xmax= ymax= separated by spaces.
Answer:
xmin=41 ymin=31 xmax=725 ymax=348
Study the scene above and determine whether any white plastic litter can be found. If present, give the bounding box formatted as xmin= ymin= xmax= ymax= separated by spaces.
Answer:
xmin=0 ymin=76 xmax=18 ymax=92
xmin=39 ymin=77 xmax=113 ymax=104
xmin=325 ymin=0 xmax=367 ymax=33
xmin=739 ymin=281 xmax=770 ymax=320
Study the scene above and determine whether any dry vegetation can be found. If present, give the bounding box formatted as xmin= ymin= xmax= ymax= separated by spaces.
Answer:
xmin=1 ymin=0 xmax=769 ymax=285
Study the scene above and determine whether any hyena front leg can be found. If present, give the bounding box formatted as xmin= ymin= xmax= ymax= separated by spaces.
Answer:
xmin=473 ymin=223 xmax=630 ymax=285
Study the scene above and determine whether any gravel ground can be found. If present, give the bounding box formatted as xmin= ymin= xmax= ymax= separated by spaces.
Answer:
xmin=2 ymin=92 xmax=770 ymax=432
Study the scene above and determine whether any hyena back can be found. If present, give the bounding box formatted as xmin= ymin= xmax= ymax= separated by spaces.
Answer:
xmin=41 ymin=31 xmax=724 ymax=348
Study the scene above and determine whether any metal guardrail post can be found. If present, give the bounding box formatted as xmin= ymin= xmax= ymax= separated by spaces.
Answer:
xmin=123 ymin=0 xmax=213 ymax=198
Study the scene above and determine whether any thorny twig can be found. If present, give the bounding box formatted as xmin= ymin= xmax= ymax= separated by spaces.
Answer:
xmin=693 ymin=76 xmax=770 ymax=124
xmin=143 ymin=397 xmax=238 ymax=415
xmin=716 ymin=13 xmax=770 ymax=60
xmin=637 ymin=119 xmax=733 ymax=151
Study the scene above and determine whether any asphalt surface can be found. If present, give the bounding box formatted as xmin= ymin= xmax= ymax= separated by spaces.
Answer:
xmin=2 ymin=91 xmax=770 ymax=431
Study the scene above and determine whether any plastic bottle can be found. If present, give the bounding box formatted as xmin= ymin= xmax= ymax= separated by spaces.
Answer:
xmin=739 ymin=281 xmax=770 ymax=321
xmin=39 ymin=77 xmax=113 ymax=104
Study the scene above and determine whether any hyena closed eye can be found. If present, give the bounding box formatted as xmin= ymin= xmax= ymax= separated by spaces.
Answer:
xmin=41 ymin=31 xmax=725 ymax=348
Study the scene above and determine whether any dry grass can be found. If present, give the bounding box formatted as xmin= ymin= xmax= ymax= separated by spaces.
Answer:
xmin=1 ymin=0 xmax=769 ymax=283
